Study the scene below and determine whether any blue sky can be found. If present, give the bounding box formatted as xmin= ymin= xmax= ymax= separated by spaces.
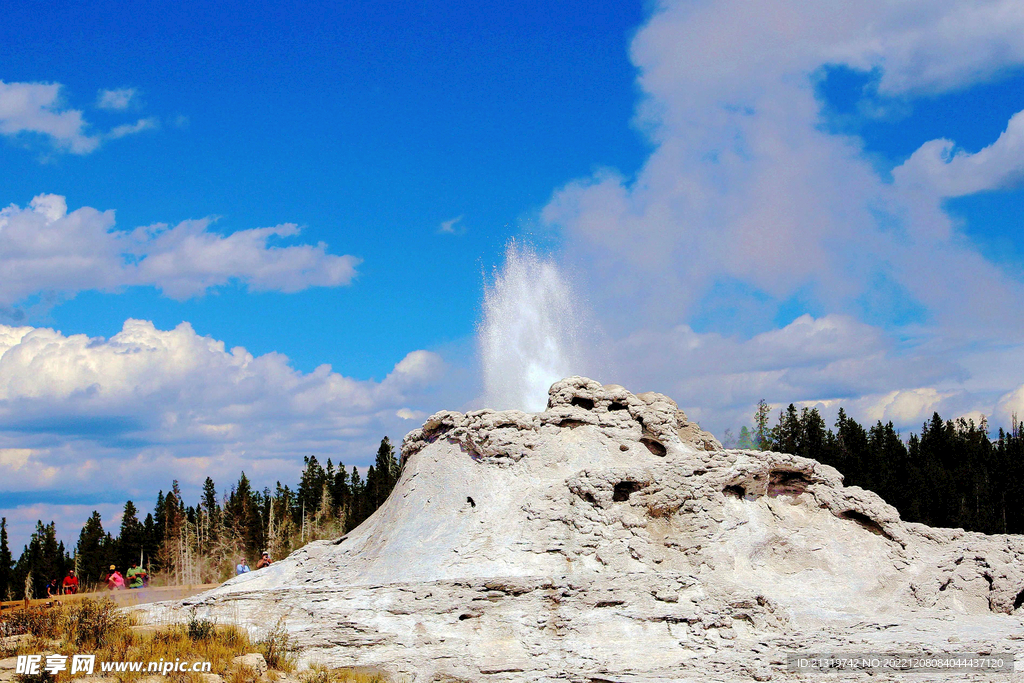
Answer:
xmin=2 ymin=0 xmax=646 ymax=376
xmin=3 ymin=0 xmax=1024 ymax=549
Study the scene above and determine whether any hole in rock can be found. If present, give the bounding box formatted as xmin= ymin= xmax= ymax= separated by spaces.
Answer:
xmin=767 ymin=470 xmax=810 ymax=497
xmin=581 ymin=491 xmax=597 ymax=505
xmin=613 ymin=481 xmax=640 ymax=502
xmin=571 ymin=396 xmax=595 ymax=410
xmin=723 ymin=485 xmax=746 ymax=499
xmin=619 ymin=444 xmax=629 ymax=451
xmin=558 ymin=419 xmax=587 ymax=429
xmin=466 ymin=496 xmax=475 ymax=508
xmin=1014 ymin=589 xmax=1024 ymax=611
xmin=641 ymin=437 xmax=667 ymax=457
xmin=839 ymin=510 xmax=888 ymax=537
xmin=608 ymin=401 xmax=627 ymax=412
xmin=594 ymin=600 xmax=624 ymax=608
xmin=458 ymin=613 xmax=478 ymax=621
xmin=423 ymin=424 xmax=451 ymax=443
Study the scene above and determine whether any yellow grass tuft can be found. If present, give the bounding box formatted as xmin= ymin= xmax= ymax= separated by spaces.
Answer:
xmin=1 ymin=600 xmax=298 ymax=683
xmin=300 ymin=663 xmax=387 ymax=683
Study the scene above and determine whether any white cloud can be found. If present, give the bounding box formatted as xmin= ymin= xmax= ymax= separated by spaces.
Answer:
xmin=1 ymin=81 xmax=160 ymax=154
xmin=388 ymin=349 xmax=446 ymax=385
xmin=996 ymin=384 xmax=1024 ymax=427
xmin=543 ymin=0 xmax=1024 ymax=330
xmin=96 ymin=88 xmax=136 ymax=111
xmin=893 ymin=109 xmax=1024 ymax=197
xmin=537 ymin=0 xmax=1024 ymax=434
xmin=0 ymin=195 xmax=360 ymax=305
xmin=107 ymin=117 xmax=159 ymax=140
xmin=0 ymin=319 xmax=445 ymax=507
xmin=862 ymin=388 xmax=952 ymax=425
xmin=0 ymin=448 xmax=33 ymax=471
xmin=438 ymin=215 xmax=464 ymax=234
xmin=0 ymin=502 xmax=125 ymax=555
xmin=599 ymin=313 xmax=961 ymax=429
xmin=0 ymin=80 xmax=98 ymax=153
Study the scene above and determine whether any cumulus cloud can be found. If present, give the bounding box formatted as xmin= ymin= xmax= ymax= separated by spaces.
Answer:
xmin=2 ymin=502 xmax=125 ymax=554
xmin=996 ymin=384 xmax=1024 ymax=427
xmin=598 ymin=313 xmax=961 ymax=429
xmin=545 ymin=0 xmax=1024 ymax=335
xmin=537 ymin=0 xmax=1024 ymax=433
xmin=96 ymin=88 xmax=136 ymax=111
xmin=0 ymin=195 xmax=360 ymax=305
xmin=0 ymin=80 xmax=98 ymax=153
xmin=0 ymin=80 xmax=158 ymax=154
xmin=894 ymin=109 xmax=1024 ymax=197
xmin=861 ymin=388 xmax=953 ymax=425
xmin=0 ymin=319 xmax=445 ymax=504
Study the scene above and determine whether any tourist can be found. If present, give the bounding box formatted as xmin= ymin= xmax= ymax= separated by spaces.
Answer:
xmin=256 ymin=551 xmax=271 ymax=569
xmin=106 ymin=565 xmax=126 ymax=590
xmin=46 ymin=578 xmax=59 ymax=598
xmin=127 ymin=562 xmax=147 ymax=589
xmin=235 ymin=558 xmax=251 ymax=575
xmin=61 ymin=569 xmax=79 ymax=595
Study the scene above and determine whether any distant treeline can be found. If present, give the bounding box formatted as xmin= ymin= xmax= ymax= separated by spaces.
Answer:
xmin=0 ymin=437 xmax=401 ymax=601
xmin=725 ymin=403 xmax=1024 ymax=535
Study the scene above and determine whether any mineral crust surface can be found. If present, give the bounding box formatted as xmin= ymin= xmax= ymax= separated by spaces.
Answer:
xmin=143 ymin=377 xmax=1024 ymax=682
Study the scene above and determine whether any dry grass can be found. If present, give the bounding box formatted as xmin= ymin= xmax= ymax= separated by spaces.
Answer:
xmin=1 ymin=600 xmax=298 ymax=683
xmin=300 ymin=663 xmax=387 ymax=683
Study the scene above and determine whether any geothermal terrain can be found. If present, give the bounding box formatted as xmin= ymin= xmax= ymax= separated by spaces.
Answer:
xmin=144 ymin=377 xmax=1024 ymax=682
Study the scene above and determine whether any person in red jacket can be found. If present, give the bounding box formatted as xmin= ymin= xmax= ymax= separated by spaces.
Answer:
xmin=61 ymin=569 xmax=79 ymax=595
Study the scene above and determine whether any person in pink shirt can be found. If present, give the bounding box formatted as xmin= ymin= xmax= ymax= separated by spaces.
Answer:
xmin=106 ymin=564 xmax=126 ymax=590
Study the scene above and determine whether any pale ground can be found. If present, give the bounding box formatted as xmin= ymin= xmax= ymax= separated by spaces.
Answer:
xmin=139 ymin=377 xmax=1024 ymax=682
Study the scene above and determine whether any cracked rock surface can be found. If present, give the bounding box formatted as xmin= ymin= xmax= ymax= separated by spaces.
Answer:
xmin=141 ymin=377 xmax=1024 ymax=682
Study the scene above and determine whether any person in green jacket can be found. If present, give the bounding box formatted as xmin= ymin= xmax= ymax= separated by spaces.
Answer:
xmin=126 ymin=562 xmax=147 ymax=589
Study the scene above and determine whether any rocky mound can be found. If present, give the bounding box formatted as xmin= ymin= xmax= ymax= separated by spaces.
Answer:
xmin=143 ymin=378 xmax=1024 ymax=682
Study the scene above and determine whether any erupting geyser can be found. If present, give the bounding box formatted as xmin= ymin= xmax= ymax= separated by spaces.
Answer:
xmin=479 ymin=239 xmax=585 ymax=411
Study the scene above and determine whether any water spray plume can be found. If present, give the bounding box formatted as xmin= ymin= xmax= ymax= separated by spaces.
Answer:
xmin=479 ymin=239 xmax=584 ymax=412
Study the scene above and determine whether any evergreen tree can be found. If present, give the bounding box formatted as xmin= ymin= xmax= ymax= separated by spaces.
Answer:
xmin=199 ymin=477 xmax=221 ymax=553
xmin=224 ymin=472 xmax=263 ymax=558
xmin=13 ymin=521 xmax=69 ymax=599
xmin=142 ymin=513 xmax=158 ymax=572
xmin=117 ymin=500 xmax=145 ymax=570
xmin=295 ymin=456 xmax=327 ymax=524
xmin=769 ymin=404 xmax=800 ymax=454
xmin=348 ymin=466 xmax=365 ymax=531
xmin=371 ymin=437 xmax=400 ymax=510
xmin=76 ymin=511 xmax=112 ymax=588
xmin=754 ymin=400 xmax=772 ymax=450
xmin=153 ymin=491 xmax=166 ymax=547
xmin=331 ymin=463 xmax=351 ymax=522
xmin=158 ymin=482 xmax=186 ymax=574
xmin=0 ymin=518 xmax=12 ymax=601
